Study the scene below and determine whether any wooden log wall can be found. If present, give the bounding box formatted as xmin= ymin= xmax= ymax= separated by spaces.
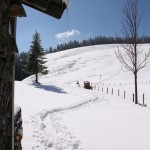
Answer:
xmin=0 ymin=0 xmax=16 ymax=149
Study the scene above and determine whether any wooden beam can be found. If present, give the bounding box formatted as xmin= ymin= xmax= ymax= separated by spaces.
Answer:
xmin=10 ymin=3 xmax=26 ymax=17
xmin=21 ymin=0 xmax=66 ymax=19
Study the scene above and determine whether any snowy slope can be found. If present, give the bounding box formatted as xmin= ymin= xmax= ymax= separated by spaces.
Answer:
xmin=15 ymin=44 xmax=150 ymax=150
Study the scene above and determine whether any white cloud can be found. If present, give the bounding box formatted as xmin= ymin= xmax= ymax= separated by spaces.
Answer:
xmin=55 ymin=29 xmax=80 ymax=41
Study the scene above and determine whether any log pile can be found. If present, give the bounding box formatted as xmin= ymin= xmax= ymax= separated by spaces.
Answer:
xmin=14 ymin=106 xmax=23 ymax=150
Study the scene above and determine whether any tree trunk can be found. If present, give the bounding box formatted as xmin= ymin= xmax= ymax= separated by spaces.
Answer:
xmin=35 ymin=73 xmax=38 ymax=83
xmin=134 ymin=33 xmax=138 ymax=104
xmin=134 ymin=72 xmax=138 ymax=104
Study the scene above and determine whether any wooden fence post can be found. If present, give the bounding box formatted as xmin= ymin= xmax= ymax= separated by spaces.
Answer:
xmin=143 ymin=94 xmax=145 ymax=106
xmin=118 ymin=89 xmax=120 ymax=96
xmin=107 ymin=87 xmax=108 ymax=94
xmin=133 ymin=94 xmax=134 ymax=102
xmin=124 ymin=91 xmax=125 ymax=99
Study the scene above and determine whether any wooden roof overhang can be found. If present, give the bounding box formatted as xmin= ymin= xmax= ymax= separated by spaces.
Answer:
xmin=10 ymin=0 xmax=67 ymax=19
xmin=21 ymin=0 xmax=67 ymax=19
xmin=10 ymin=0 xmax=27 ymax=17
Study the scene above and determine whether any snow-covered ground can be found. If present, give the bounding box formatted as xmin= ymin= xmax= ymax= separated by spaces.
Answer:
xmin=15 ymin=44 xmax=150 ymax=150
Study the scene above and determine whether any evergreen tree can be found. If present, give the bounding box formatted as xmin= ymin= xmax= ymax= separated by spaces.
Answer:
xmin=25 ymin=31 xmax=48 ymax=83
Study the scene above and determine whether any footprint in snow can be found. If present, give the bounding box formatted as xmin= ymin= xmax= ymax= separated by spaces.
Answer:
xmin=73 ymin=142 xmax=79 ymax=149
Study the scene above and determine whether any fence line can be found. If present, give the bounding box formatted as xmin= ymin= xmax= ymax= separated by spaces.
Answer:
xmin=100 ymin=81 xmax=150 ymax=87
xmin=88 ymin=81 xmax=150 ymax=108
xmin=91 ymin=85 xmax=149 ymax=107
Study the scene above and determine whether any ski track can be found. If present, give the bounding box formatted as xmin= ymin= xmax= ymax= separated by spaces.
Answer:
xmin=27 ymin=94 xmax=109 ymax=150
xmin=40 ymin=96 xmax=99 ymax=120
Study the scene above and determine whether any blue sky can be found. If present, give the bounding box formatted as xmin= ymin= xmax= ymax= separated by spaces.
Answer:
xmin=17 ymin=0 xmax=150 ymax=52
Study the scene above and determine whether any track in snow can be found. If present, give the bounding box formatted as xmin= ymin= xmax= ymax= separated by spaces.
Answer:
xmin=28 ymin=94 xmax=108 ymax=150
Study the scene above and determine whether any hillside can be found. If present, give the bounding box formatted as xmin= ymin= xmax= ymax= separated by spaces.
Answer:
xmin=15 ymin=44 xmax=150 ymax=150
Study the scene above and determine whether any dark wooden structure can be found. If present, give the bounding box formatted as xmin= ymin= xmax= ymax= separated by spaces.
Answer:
xmin=21 ymin=0 xmax=67 ymax=19
xmin=14 ymin=106 xmax=23 ymax=150
xmin=84 ymin=81 xmax=91 ymax=89
xmin=0 ymin=1 xmax=23 ymax=149
xmin=0 ymin=0 xmax=67 ymax=149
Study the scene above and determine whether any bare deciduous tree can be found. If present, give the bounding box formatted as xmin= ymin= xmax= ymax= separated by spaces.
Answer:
xmin=115 ymin=0 xmax=150 ymax=104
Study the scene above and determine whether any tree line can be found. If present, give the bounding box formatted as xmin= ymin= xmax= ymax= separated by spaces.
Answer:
xmin=15 ymin=35 xmax=150 ymax=81
xmin=46 ymin=35 xmax=150 ymax=54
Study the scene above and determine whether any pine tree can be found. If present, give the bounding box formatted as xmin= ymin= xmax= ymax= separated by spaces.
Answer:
xmin=25 ymin=31 xmax=48 ymax=83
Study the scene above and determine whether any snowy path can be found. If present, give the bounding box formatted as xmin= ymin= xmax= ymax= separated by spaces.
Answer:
xmin=23 ymin=91 xmax=150 ymax=150
xmin=23 ymin=92 xmax=101 ymax=150
xmin=40 ymin=96 xmax=99 ymax=120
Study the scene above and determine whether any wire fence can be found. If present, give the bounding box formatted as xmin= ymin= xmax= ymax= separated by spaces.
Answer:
xmin=100 ymin=81 xmax=150 ymax=87
xmin=89 ymin=81 xmax=150 ymax=108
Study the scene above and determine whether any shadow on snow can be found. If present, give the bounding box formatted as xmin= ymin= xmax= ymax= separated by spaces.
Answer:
xmin=32 ymin=83 xmax=67 ymax=94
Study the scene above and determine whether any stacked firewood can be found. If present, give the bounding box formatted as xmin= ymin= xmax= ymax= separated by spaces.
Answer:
xmin=14 ymin=106 xmax=23 ymax=150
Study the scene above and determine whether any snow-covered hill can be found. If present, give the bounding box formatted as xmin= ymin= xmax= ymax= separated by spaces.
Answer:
xmin=15 ymin=44 xmax=150 ymax=150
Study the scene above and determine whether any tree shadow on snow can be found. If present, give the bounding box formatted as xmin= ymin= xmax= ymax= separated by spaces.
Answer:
xmin=32 ymin=83 xmax=67 ymax=94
